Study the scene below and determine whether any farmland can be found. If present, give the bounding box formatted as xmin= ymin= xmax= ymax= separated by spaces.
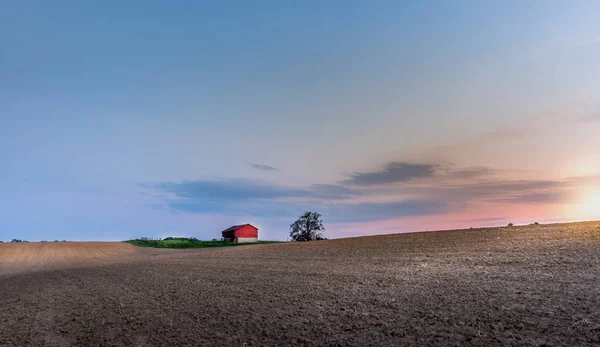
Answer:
xmin=126 ymin=237 xmax=280 ymax=248
xmin=1 ymin=221 xmax=600 ymax=346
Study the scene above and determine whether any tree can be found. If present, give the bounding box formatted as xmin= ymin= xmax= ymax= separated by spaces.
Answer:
xmin=289 ymin=212 xmax=326 ymax=242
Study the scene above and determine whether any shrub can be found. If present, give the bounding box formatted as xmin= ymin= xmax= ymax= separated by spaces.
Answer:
xmin=507 ymin=223 xmax=514 ymax=227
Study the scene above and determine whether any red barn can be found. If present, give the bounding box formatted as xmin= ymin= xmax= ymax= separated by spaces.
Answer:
xmin=221 ymin=224 xmax=259 ymax=243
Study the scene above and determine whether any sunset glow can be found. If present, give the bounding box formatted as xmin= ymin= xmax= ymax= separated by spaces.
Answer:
xmin=577 ymin=194 xmax=600 ymax=219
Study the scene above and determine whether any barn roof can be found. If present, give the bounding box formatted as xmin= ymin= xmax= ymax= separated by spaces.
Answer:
xmin=221 ymin=224 xmax=258 ymax=233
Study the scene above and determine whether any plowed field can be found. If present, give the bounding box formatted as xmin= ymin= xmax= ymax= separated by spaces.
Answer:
xmin=2 ymin=221 xmax=600 ymax=346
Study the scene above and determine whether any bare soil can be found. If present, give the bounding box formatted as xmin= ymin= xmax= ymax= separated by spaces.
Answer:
xmin=2 ymin=221 xmax=600 ymax=346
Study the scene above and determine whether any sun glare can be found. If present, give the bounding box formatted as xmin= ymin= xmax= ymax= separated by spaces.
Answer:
xmin=578 ymin=194 xmax=600 ymax=219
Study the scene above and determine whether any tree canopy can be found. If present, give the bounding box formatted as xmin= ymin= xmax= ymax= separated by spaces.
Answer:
xmin=289 ymin=212 xmax=326 ymax=241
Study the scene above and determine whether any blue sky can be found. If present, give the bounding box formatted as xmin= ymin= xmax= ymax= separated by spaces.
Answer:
xmin=1 ymin=1 xmax=599 ymax=241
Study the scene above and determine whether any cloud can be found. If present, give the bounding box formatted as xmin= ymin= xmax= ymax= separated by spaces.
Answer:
xmin=325 ymin=200 xmax=448 ymax=223
xmin=150 ymin=178 xmax=448 ymax=221
xmin=156 ymin=163 xmax=582 ymax=213
xmin=161 ymin=196 xmax=448 ymax=223
xmin=443 ymin=180 xmax=561 ymax=197
xmin=250 ymin=163 xmax=280 ymax=171
xmin=427 ymin=104 xmax=599 ymax=160
xmin=342 ymin=161 xmax=569 ymax=204
xmin=417 ymin=179 xmax=573 ymax=204
xmin=345 ymin=162 xmax=438 ymax=186
xmin=165 ymin=198 xmax=310 ymax=216
xmin=308 ymin=184 xmax=358 ymax=199
xmin=344 ymin=161 xmax=499 ymax=186
xmin=489 ymin=191 xmax=572 ymax=204
xmin=146 ymin=166 xmax=597 ymax=224
xmin=157 ymin=179 xmax=302 ymax=200
xmin=391 ymin=176 xmax=583 ymax=207
xmin=155 ymin=178 xmax=358 ymax=204
xmin=444 ymin=166 xmax=498 ymax=179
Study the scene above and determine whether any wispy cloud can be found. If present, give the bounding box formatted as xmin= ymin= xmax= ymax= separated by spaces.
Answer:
xmin=443 ymin=166 xmax=499 ymax=179
xmin=250 ymin=163 xmax=280 ymax=171
xmin=345 ymin=162 xmax=438 ymax=186
xmin=345 ymin=161 xmax=499 ymax=185
xmin=427 ymin=103 xmax=598 ymax=161
xmin=324 ymin=200 xmax=449 ymax=222
xmin=348 ymin=169 xmax=585 ymax=207
xmin=487 ymin=191 xmax=571 ymax=204
xmin=309 ymin=184 xmax=358 ymax=199
xmin=406 ymin=179 xmax=577 ymax=205
xmin=155 ymin=178 xmax=357 ymax=203
xmin=157 ymin=179 xmax=300 ymax=200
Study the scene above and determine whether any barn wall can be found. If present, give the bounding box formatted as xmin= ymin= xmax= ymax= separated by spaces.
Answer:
xmin=236 ymin=237 xmax=258 ymax=243
xmin=234 ymin=225 xmax=258 ymax=238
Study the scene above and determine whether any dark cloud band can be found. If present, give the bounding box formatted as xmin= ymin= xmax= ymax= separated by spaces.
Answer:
xmin=345 ymin=162 xmax=438 ymax=185
xmin=250 ymin=163 xmax=280 ymax=171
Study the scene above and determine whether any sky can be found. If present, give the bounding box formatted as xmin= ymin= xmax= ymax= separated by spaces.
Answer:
xmin=1 ymin=0 xmax=600 ymax=241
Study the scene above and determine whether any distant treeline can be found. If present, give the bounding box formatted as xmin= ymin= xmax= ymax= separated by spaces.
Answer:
xmin=0 ymin=240 xmax=69 ymax=243
xmin=127 ymin=237 xmax=279 ymax=249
